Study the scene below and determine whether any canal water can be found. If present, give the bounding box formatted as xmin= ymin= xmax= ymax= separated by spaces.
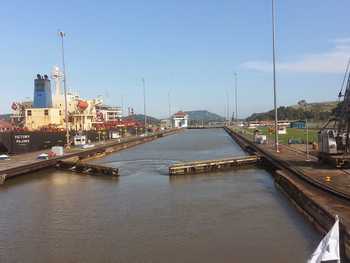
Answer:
xmin=0 ymin=129 xmax=320 ymax=262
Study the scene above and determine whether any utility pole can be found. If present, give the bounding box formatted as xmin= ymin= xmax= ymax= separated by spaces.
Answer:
xmin=226 ymin=90 xmax=230 ymax=125
xmin=168 ymin=90 xmax=172 ymax=128
xmin=224 ymin=104 xmax=227 ymax=126
xmin=272 ymin=0 xmax=279 ymax=152
xmin=234 ymin=72 xmax=238 ymax=124
xmin=306 ymin=118 xmax=310 ymax=161
xmin=59 ymin=31 xmax=70 ymax=148
xmin=305 ymin=105 xmax=310 ymax=161
xmin=121 ymin=95 xmax=124 ymax=117
xmin=142 ymin=78 xmax=147 ymax=134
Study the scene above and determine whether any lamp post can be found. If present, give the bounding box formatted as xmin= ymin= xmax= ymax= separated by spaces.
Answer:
xmin=234 ymin=72 xmax=238 ymax=125
xmin=59 ymin=31 xmax=70 ymax=148
xmin=168 ymin=90 xmax=172 ymax=128
xmin=271 ymin=0 xmax=279 ymax=152
xmin=305 ymin=105 xmax=310 ymax=161
xmin=226 ymin=89 xmax=230 ymax=125
xmin=306 ymin=118 xmax=310 ymax=161
xmin=142 ymin=78 xmax=147 ymax=134
xmin=121 ymin=94 xmax=124 ymax=117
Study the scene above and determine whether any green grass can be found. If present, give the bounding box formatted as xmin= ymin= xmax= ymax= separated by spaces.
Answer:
xmin=244 ymin=127 xmax=318 ymax=145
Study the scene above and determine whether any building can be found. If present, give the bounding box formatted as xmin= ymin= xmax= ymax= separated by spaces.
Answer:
xmin=278 ymin=120 xmax=291 ymax=127
xmin=278 ymin=126 xmax=287 ymax=135
xmin=246 ymin=120 xmax=291 ymax=129
xmin=247 ymin=121 xmax=260 ymax=129
xmin=290 ymin=120 xmax=306 ymax=129
xmin=173 ymin=111 xmax=189 ymax=128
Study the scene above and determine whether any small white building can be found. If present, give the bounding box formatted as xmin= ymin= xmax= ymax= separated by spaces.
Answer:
xmin=278 ymin=126 xmax=287 ymax=135
xmin=173 ymin=111 xmax=189 ymax=128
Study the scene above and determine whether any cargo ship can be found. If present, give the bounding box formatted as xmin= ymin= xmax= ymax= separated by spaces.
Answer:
xmin=0 ymin=67 xmax=144 ymax=154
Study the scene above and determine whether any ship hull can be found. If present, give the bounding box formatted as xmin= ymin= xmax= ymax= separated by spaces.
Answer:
xmin=0 ymin=131 xmax=65 ymax=154
xmin=0 ymin=129 xmax=127 ymax=154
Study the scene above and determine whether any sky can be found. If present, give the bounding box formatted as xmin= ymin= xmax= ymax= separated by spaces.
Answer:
xmin=0 ymin=0 xmax=349 ymax=118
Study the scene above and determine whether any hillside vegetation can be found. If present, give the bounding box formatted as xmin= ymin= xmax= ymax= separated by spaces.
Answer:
xmin=126 ymin=110 xmax=225 ymax=125
xmin=246 ymin=100 xmax=339 ymax=122
xmin=0 ymin=114 xmax=11 ymax=121
xmin=126 ymin=114 xmax=160 ymax=125
xmin=185 ymin=110 xmax=225 ymax=123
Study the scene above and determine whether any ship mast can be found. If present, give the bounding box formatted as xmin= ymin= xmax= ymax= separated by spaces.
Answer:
xmin=59 ymin=30 xmax=70 ymax=148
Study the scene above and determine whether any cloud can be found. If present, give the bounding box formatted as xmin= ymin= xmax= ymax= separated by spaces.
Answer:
xmin=241 ymin=38 xmax=350 ymax=74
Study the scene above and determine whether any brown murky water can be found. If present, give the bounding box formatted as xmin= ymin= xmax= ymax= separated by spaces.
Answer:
xmin=0 ymin=129 xmax=320 ymax=262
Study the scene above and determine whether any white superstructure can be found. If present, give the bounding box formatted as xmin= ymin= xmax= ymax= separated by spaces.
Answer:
xmin=16 ymin=66 xmax=121 ymax=131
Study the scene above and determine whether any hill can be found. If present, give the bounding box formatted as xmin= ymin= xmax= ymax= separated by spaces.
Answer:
xmin=127 ymin=111 xmax=225 ymax=126
xmin=0 ymin=114 xmax=11 ymax=121
xmin=125 ymin=114 xmax=160 ymax=125
xmin=246 ymin=101 xmax=339 ymax=121
xmin=291 ymin=100 xmax=338 ymax=112
xmin=185 ymin=110 xmax=225 ymax=123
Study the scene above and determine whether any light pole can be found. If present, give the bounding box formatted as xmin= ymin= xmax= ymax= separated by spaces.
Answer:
xmin=272 ymin=0 xmax=279 ymax=152
xmin=305 ymin=105 xmax=310 ymax=161
xmin=226 ymin=89 xmax=230 ymax=125
xmin=168 ymin=90 xmax=172 ymax=128
xmin=234 ymin=72 xmax=238 ymax=125
xmin=142 ymin=78 xmax=147 ymax=134
xmin=306 ymin=118 xmax=310 ymax=160
xmin=59 ymin=31 xmax=70 ymax=148
xmin=121 ymin=94 xmax=124 ymax=117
